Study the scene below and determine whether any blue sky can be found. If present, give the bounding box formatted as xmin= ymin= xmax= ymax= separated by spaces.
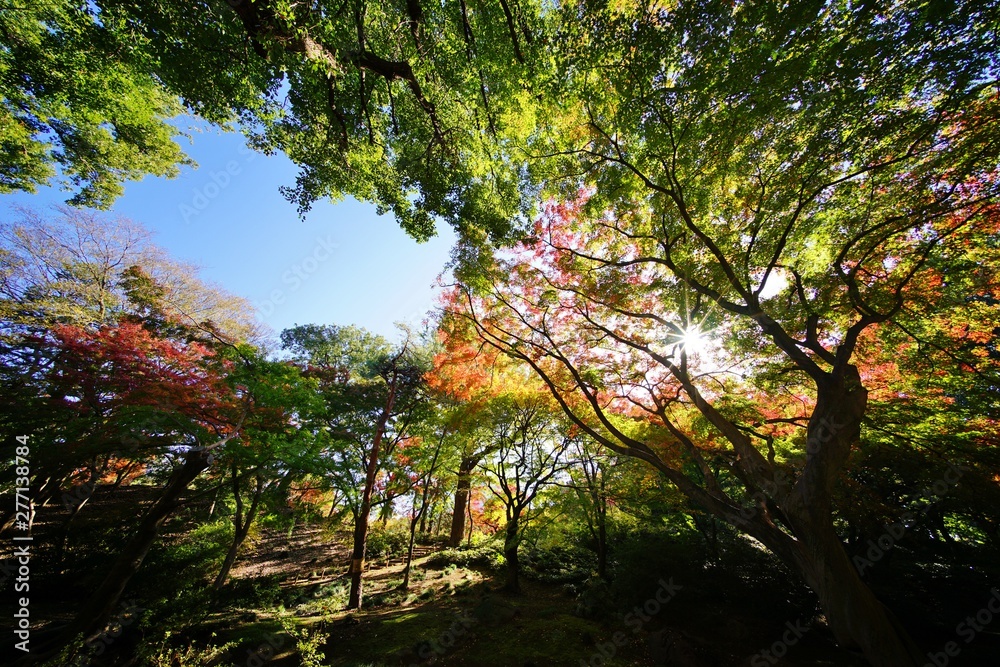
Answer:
xmin=0 ymin=125 xmax=457 ymax=341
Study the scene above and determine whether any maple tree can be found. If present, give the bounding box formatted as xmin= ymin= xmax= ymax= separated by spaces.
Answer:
xmin=3 ymin=2 xmax=999 ymax=663
xmin=15 ymin=321 xmax=244 ymax=652
xmin=444 ymin=166 xmax=1000 ymax=663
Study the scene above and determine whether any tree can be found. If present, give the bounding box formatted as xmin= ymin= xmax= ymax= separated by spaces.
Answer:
xmin=9 ymin=2 xmax=999 ymax=662
xmin=426 ymin=331 xmax=505 ymax=547
xmin=562 ymin=436 xmax=614 ymax=580
xmin=398 ymin=428 xmax=447 ymax=589
xmin=448 ymin=162 xmax=998 ymax=662
xmin=281 ymin=323 xmax=430 ymax=609
xmin=0 ymin=206 xmax=264 ymax=533
xmin=0 ymin=2 xmax=193 ymax=206
xmin=17 ymin=321 xmax=246 ymax=655
xmin=480 ymin=388 xmax=572 ymax=592
xmin=0 ymin=207 xmax=262 ymax=342
xmin=208 ymin=351 xmax=325 ymax=590
xmin=431 ymin=2 xmax=1000 ymax=662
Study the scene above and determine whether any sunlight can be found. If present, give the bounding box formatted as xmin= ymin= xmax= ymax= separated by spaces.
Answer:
xmin=681 ymin=326 xmax=709 ymax=354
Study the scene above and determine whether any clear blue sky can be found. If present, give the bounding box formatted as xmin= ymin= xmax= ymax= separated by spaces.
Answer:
xmin=0 ymin=124 xmax=457 ymax=341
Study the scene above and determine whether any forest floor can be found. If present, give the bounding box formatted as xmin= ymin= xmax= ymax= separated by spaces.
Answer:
xmin=7 ymin=486 xmax=1000 ymax=667
xmin=209 ymin=526 xmax=870 ymax=667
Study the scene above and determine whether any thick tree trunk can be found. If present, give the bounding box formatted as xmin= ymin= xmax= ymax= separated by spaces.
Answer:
xmin=44 ymin=448 xmax=213 ymax=654
xmin=774 ymin=380 xmax=925 ymax=667
xmin=449 ymin=456 xmax=476 ymax=547
xmin=786 ymin=511 xmax=924 ymax=666
xmin=466 ymin=491 xmax=474 ymax=545
xmin=503 ymin=513 xmax=520 ymax=593
xmin=669 ymin=367 xmax=925 ymax=666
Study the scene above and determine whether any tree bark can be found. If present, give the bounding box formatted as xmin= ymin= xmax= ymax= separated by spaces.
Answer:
xmin=784 ymin=509 xmax=924 ymax=666
xmin=449 ymin=455 xmax=476 ymax=547
xmin=765 ymin=383 xmax=926 ymax=667
xmin=347 ymin=378 xmax=399 ymax=610
xmin=404 ymin=435 xmax=444 ymax=589
xmin=503 ymin=512 xmax=521 ymax=593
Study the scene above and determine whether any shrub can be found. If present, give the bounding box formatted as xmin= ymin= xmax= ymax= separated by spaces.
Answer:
xmin=365 ymin=523 xmax=410 ymax=560
xmin=425 ymin=540 xmax=504 ymax=570
xmin=521 ymin=543 xmax=595 ymax=584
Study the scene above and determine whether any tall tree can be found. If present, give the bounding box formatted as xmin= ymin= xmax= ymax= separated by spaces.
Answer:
xmin=281 ymin=323 xmax=429 ymax=609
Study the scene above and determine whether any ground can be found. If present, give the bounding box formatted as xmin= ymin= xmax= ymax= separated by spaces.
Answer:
xmin=6 ymin=486 xmax=999 ymax=666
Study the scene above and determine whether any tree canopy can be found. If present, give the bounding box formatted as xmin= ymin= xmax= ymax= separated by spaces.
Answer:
xmin=3 ymin=3 xmax=1000 ymax=667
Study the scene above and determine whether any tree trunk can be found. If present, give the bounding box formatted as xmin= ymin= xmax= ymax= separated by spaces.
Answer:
xmin=44 ymin=448 xmax=213 ymax=654
xmin=326 ymin=489 xmax=342 ymax=519
xmin=449 ymin=456 xmax=476 ymax=547
xmin=213 ymin=472 xmax=265 ymax=590
xmin=771 ymin=381 xmax=925 ymax=667
xmin=208 ymin=486 xmax=221 ymax=519
xmin=402 ymin=494 xmax=421 ymax=590
xmin=466 ymin=491 xmax=474 ymax=545
xmin=786 ymin=510 xmax=924 ymax=666
xmin=347 ymin=489 xmax=375 ymax=609
xmin=503 ymin=512 xmax=520 ymax=593
xmin=348 ymin=379 xmax=399 ymax=610
xmin=55 ymin=479 xmax=98 ymax=568
xmin=596 ymin=505 xmax=608 ymax=581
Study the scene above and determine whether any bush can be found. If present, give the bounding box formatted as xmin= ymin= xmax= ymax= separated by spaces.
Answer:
xmin=425 ymin=540 xmax=504 ymax=570
xmin=521 ymin=543 xmax=595 ymax=584
xmin=140 ymin=635 xmax=239 ymax=667
xmin=365 ymin=523 xmax=410 ymax=560
xmin=280 ymin=619 xmax=328 ymax=667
